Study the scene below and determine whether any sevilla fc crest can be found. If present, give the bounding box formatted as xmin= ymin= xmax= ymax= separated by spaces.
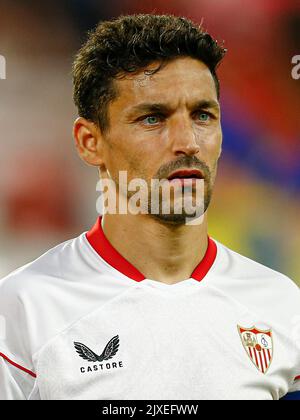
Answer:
xmin=238 ymin=326 xmax=273 ymax=374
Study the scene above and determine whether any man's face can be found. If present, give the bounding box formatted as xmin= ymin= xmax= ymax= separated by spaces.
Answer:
xmin=100 ymin=56 xmax=222 ymax=224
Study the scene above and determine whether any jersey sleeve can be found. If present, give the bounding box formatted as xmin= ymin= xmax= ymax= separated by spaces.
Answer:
xmin=282 ymin=282 xmax=300 ymax=399
xmin=0 ymin=272 xmax=37 ymax=400
xmin=281 ymin=376 xmax=300 ymax=400
xmin=0 ymin=349 xmax=36 ymax=399
xmin=287 ymin=376 xmax=300 ymax=393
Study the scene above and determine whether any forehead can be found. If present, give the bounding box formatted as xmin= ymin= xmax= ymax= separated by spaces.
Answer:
xmin=112 ymin=57 xmax=218 ymax=110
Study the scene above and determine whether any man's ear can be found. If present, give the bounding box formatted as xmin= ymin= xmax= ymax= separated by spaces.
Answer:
xmin=73 ymin=117 xmax=106 ymax=168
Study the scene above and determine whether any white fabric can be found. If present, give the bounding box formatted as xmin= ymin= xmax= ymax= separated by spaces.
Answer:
xmin=0 ymin=231 xmax=299 ymax=400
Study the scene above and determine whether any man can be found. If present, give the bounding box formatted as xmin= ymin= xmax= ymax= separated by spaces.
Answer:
xmin=0 ymin=14 xmax=299 ymax=400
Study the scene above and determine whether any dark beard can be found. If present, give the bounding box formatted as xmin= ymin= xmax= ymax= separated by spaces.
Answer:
xmin=147 ymin=183 xmax=212 ymax=226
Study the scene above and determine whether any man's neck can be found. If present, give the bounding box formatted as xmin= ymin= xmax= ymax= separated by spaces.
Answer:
xmin=101 ymin=213 xmax=208 ymax=284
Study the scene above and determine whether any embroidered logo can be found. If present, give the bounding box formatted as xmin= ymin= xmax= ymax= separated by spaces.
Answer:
xmin=238 ymin=326 xmax=273 ymax=374
xmin=74 ymin=335 xmax=123 ymax=374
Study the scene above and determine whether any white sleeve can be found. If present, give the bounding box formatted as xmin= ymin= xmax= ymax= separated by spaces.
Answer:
xmin=288 ymin=376 xmax=300 ymax=394
xmin=0 ymin=352 xmax=35 ymax=400
xmin=0 ymin=272 xmax=37 ymax=400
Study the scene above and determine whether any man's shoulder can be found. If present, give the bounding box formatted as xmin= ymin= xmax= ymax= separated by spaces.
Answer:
xmin=0 ymin=232 xmax=90 ymax=304
xmin=0 ymin=226 xmax=126 ymax=328
xmin=213 ymin=238 xmax=299 ymax=298
xmin=0 ymin=231 xmax=105 ymax=360
xmin=211 ymin=239 xmax=300 ymax=326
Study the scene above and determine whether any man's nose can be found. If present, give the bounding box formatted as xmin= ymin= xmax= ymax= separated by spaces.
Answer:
xmin=169 ymin=117 xmax=200 ymax=157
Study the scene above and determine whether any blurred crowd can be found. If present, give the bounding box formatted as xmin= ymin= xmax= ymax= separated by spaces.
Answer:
xmin=0 ymin=0 xmax=299 ymax=284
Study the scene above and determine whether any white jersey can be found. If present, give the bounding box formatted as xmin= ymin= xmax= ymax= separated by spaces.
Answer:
xmin=0 ymin=217 xmax=299 ymax=400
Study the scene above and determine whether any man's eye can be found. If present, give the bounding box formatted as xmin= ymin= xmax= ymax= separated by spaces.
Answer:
xmin=197 ymin=112 xmax=210 ymax=122
xmin=143 ymin=115 xmax=160 ymax=125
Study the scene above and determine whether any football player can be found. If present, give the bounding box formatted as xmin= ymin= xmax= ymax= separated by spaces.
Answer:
xmin=0 ymin=14 xmax=299 ymax=400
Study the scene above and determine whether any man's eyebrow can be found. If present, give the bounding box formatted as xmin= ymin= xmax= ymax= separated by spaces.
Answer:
xmin=126 ymin=103 xmax=171 ymax=117
xmin=191 ymin=99 xmax=220 ymax=112
xmin=126 ymin=99 xmax=220 ymax=118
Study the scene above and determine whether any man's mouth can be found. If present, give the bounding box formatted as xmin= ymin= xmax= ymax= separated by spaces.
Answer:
xmin=167 ymin=169 xmax=204 ymax=185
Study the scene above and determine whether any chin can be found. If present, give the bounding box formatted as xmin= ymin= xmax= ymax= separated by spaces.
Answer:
xmin=149 ymin=206 xmax=207 ymax=226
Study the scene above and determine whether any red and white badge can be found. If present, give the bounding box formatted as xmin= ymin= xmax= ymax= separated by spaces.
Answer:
xmin=238 ymin=326 xmax=273 ymax=374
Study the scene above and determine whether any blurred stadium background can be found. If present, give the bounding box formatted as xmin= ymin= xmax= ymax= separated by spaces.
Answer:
xmin=0 ymin=0 xmax=299 ymax=284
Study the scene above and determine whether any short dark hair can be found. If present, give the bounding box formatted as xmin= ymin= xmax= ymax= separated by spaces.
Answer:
xmin=72 ymin=14 xmax=226 ymax=132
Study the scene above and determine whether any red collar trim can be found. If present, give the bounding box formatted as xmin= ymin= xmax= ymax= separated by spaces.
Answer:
xmin=191 ymin=236 xmax=217 ymax=281
xmin=86 ymin=217 xmax=217 ymax=283
xmin=86 ymin=217 xmax=145 ymax=281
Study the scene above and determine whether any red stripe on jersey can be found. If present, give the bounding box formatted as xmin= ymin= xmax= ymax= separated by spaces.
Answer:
xmin=86 ymin=217 xmax=217 ymax=282
xmin=0 ymin=353 xmax=36 ymax=378
xmin=295 ymin=376 xmax=300 ymax=381
xmin=249 ymin=347 xmax=253 ymax=360
xmin=258 ymin=351 xmax=265 ymax=373
xmin=262 ymin=349 xmax=268 ymax=370
xmin=253 ymin=349 xmax=259 ymax=369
